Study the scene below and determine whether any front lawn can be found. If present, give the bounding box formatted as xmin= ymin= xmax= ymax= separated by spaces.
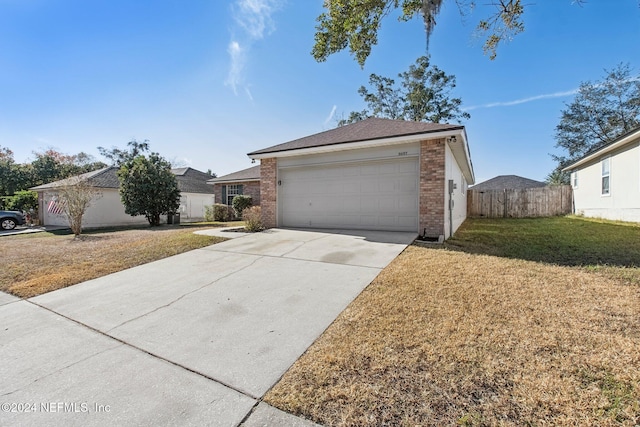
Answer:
xmin=1 ymin=225 xmax=230 ymax=298
xmin=265 ymin=216 xmax=640 ymax=426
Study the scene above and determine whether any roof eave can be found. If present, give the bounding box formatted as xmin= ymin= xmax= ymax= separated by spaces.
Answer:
xmin=451 ymin=129 xmax=475 ymax=185
xmin=562 ymin=128 xmax=640 ymax=171
xmin=248 ymin=128 xmax=464 ymax=159
xmin=248 ymin=127 xmax=475 ymax=184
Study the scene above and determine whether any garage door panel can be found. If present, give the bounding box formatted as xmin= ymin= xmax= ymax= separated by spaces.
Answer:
xmin=342 ymin=181 xmax=360 ymax=193
xmin=378 ymin=198 xmax=398 ymax=211
xmin=378 ymin=216 xmax=398 ymax=227
xmin=398 ymin=216 xmax=419 ymax=228
xmin=360 ymin=199 xmax=377 ymax=211
xmin=341 ymin=165 xmax=360 ymax=177
xmin=279 ymin=158 xmax=418 ymax=232
xmin=378 ymin=162 xmax=402 ymax=175
xmin=398 ymin=196 xmax=418 ymax=210
xmin=398 ymin=160 xmax=418 ymax=173
xmin=324 ymin=182 xmax=344 ymax=194
xmin=324 ymin=215 xmax=359 ymax=226
xmin=398 ymin=178 xmax=418 ymax=192
xmin=341 ymin=198 xmax=360 ymax=213
xmin=379 ymin=180 xmax=396 ymax=192
xmin=359 ymin=164 xmax=379 ymax=176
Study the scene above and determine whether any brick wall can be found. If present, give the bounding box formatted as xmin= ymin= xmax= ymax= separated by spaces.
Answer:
xmin=212 ymin=181 xmax=261 ymax=206
xmin=260 ymin=158 xmax=277 ymax=228
xmin=420 ymin=138 xmax=446 ymax=237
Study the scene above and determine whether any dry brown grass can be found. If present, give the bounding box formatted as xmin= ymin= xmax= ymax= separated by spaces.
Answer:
xmin=1 ymin=226 xmax=227 ymax=298
xmin=266 ymin=241 xmax=640 ymax=425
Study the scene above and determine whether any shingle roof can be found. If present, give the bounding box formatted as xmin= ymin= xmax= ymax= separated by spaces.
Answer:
xmin=471 ymin=175 xmax=546 ymax=191
xmin=30 ymin=167 xmax=120 ymax=190
xmin=31 ymin=166 xmax=213 ymax=194
xmin=172 ymin=167 xmax=215 ymax=194
xmin=208 ymin=165 xmax=260 ymax=183
xmin=247 ymin=118 xmax=463 ymax=156
xmin=562 ymin=126 xmax=640 ymax=171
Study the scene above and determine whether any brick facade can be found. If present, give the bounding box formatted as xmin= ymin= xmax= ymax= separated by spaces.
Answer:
xmin=212 ymin=181 xmax=261 ymax=206
xmin=420 ymin=138 xmax=446 ymax=237
xmin=260 ymin=158 xmax=278 ymax=228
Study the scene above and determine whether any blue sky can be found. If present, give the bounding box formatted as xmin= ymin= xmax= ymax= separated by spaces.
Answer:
xmin=0 ymin=1 xmax=638 ymax=183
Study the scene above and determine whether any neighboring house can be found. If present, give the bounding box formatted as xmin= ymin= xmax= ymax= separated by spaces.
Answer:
xmin=31 ymin=166 xmax=215 ymax=228
xmin=208 ymin=165 xmax=261 ymax=207
xmin=247 ymin=117 xmax=475 ymax=239
xmin=563 ymin=127 xmax=640 ymax=222
xmin=471 ymin=175 xmax=546 ymax=191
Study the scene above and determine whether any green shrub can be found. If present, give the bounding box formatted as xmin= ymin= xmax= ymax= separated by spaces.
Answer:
xmin=204 ymin=205 xmax=214 ymax=222
xmin=232 ymin=195 xmax=252 ymax=218
xmin=243 ymin=206 xmax=263 ymax=232
xmin=3 ymin=190 xmax=38 ymax=212
xmin=213 ymin=204 xmax=229 ymax=222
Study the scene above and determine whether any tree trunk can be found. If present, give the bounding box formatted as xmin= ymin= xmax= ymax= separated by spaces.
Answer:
xmin=149 ymin=213 xmax=161 ymax=226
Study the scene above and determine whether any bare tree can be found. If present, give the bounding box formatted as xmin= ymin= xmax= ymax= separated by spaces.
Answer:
xmin=57 ymin=177 xmax=102 ymax=236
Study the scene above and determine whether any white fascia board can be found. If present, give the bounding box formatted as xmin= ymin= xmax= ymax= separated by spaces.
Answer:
xmin=562 ymin=129 xmax=640 ymax=171
xmin=248 ymin=129 xmax=463 ymax=160
xmin=206 ymin=178 xmax=259 ymax=185
xmin=458 ymin=129 xmax=475 ymax=184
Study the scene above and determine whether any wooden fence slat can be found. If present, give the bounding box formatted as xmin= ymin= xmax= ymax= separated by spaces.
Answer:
xmin=467 ymin=185 xmax=573 ymax=218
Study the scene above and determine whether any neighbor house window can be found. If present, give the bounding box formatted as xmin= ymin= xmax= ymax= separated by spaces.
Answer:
xmin=601 ymin=157 xmax=610 ymax=195
xmin=572 ymin=171 xmax=578 ymax=188
xmin=226 ymin=184 xmax=241 ymax=205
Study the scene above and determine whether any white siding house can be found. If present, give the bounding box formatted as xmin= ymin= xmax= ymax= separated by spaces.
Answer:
xmin=445 ymin=143 xmax=468 ymax=237
xmin=563 ymin=127 xmax=640 ymax=222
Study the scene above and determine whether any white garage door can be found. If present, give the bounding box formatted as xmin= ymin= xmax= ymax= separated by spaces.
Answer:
xmin=278 ymin=157 xmax=419 ymax=232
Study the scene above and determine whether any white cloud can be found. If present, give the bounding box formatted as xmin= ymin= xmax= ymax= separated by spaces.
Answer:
xmin=464 ymin=88 xmax=579 ymax=111
xmin=464 ymin=75 xmax=640 ymax=111
xmin=233 ymin=0 xmax=279 ymax=40
xmin=226 ymin=0 xmax=282 ymax=98
xmin=244 ymin=86 xmax=254 ymax=102
xmin=225 ymin=40 xmax=244 ymax=95
xmin=323 ymin=105 xmax=337 ymax=126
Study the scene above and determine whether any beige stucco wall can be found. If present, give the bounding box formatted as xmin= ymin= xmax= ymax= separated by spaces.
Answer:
xmin=42 ymin=189 xmax=215 ymax=228
xmin=571 ymin=141 xmax=640 ymax=222
xmin=42 ymin=189 xmax=148 ymax=228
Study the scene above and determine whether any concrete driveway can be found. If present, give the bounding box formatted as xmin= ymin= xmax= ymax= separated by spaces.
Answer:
xmin=1 ymin=228 xmax=415 ymax=426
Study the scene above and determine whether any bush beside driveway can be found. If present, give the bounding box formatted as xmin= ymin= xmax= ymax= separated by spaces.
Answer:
xmin=265 ymin=217 xmax=640 ymax=426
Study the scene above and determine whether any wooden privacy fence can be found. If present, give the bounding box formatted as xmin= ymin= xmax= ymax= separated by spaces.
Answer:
xmin=467 ymin=185 xmax=573 ymax=218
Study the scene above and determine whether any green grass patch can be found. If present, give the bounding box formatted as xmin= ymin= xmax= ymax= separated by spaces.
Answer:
xmin=446 ymin=216 xmax=640 ymax=267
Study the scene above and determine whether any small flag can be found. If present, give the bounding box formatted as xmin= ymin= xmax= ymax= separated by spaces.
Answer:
xmin=47 ymin=199 xmax=65 ymax=215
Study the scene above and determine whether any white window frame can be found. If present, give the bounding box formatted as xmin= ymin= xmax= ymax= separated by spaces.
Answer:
xmin=572 ymin=171 xmax=578 ymax=188
xmin=601 ymin=157 xmax=610 ymax=196
xmin=226 ymin=184 xmax=240 ymax=205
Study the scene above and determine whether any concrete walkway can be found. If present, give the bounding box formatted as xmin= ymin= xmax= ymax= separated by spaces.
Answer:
xmin=0 ymin=228 xmax=415 ymax=426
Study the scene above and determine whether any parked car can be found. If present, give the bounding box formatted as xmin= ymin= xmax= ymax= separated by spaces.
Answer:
xmin=0 ymin=210 xmax=26 ymax=230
